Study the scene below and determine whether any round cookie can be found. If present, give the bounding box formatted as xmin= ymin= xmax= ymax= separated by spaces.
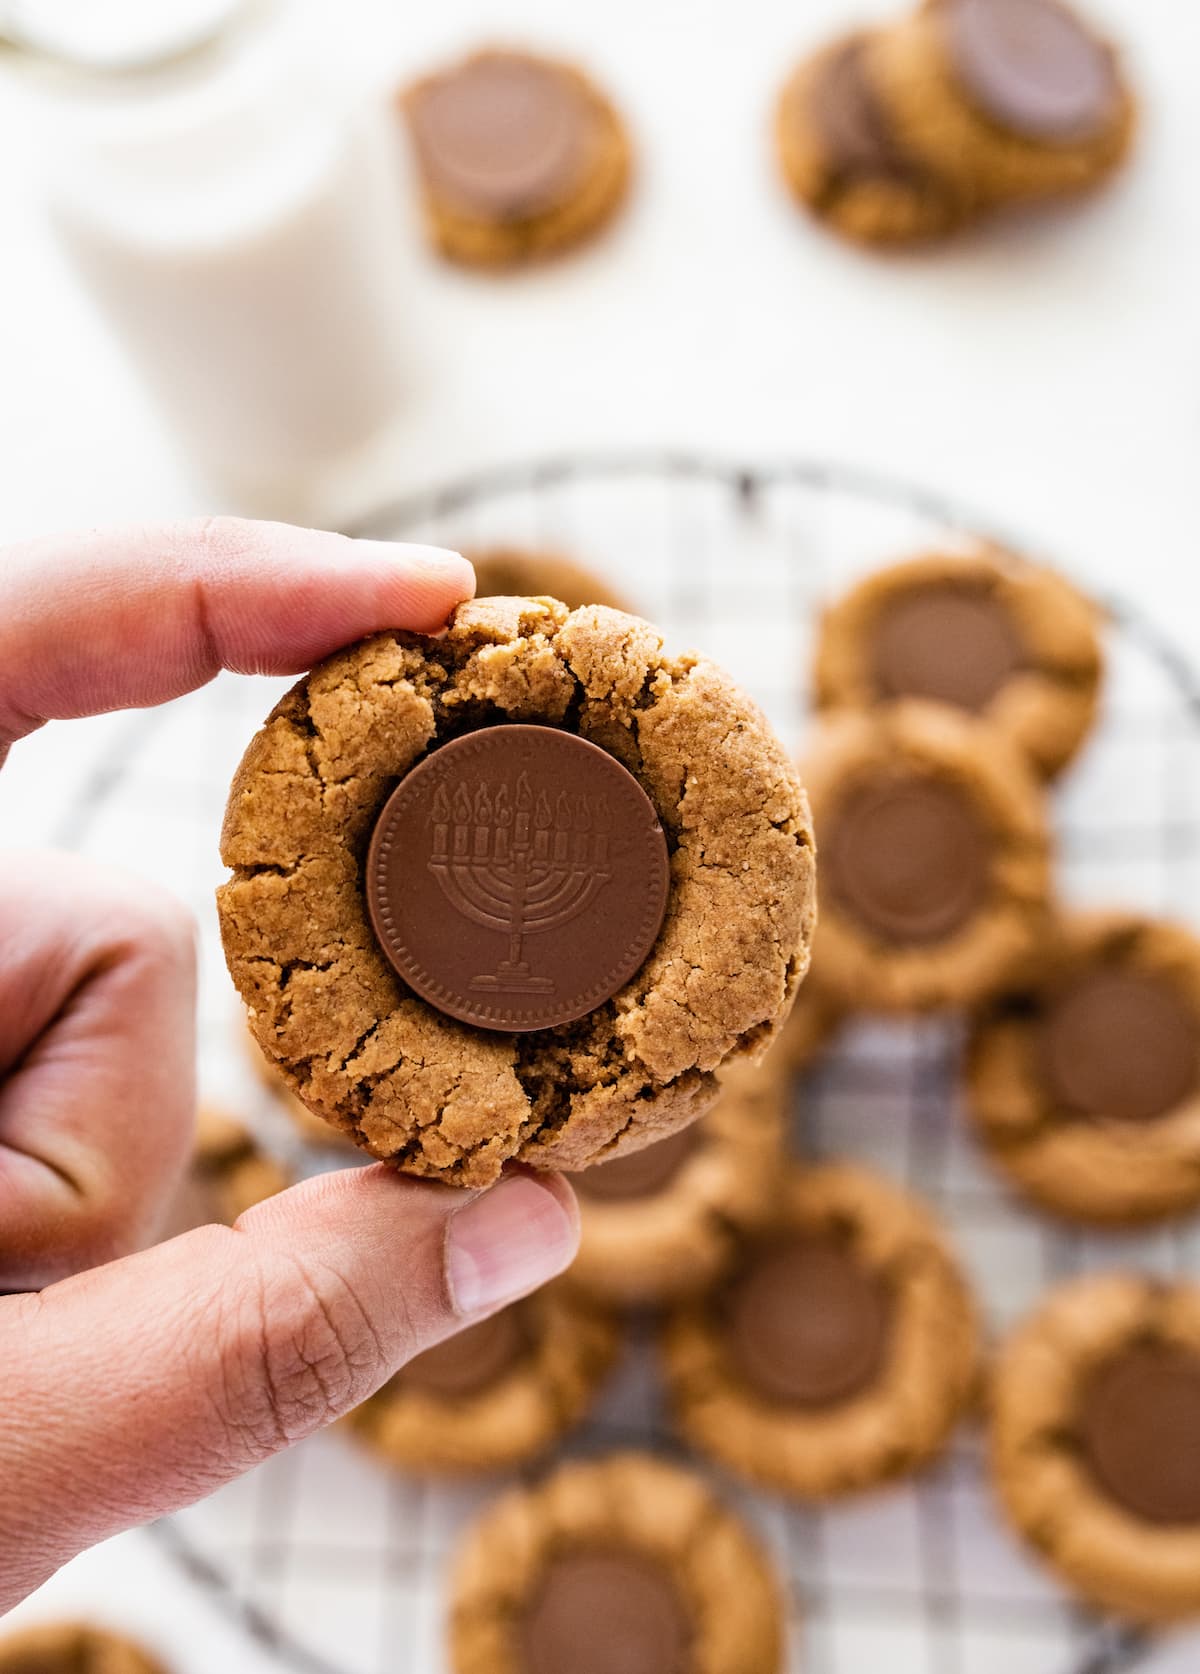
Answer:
xmin=0 ymin=1623 xmax=169 ymax=1674
xmin=218 ymin=597 xmax=816 ymax=1185
xmin=813 ymin=549 xmax=1103 ymax=779
xmin=564 ymin=1052 xmax=788 ymax=1308
xmin=992 ymin=1273 xmax=1200 ymax=1622
xmin=402 ymin=49 xmax=631 ymax=268
xmin=469 ymin=550 xmax=634 ymax=615
xmin=663 ymin=1161 xmax=979 ymax=1499
xmin=166 ymin=1105 xmax=289 ymax=1235
xmin=966 ymin=911 xmax=1200 ymax=1224
xmin=776 ymin=31 xmax=975 ymax=247
xmin=346 ymin=1282 xmax=617 ymax=1474
xmin=802 ymin=703 xmax=1050 ymax=1012
xmin=448 ymin=1452 xmax=784 ymax=1674
xmin=870 ymin=0 xmax=1135 ymax=206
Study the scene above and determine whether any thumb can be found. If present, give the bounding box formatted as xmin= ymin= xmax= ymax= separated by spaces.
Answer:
xmin=0 ymin=1164 xmax=578 ymax=1610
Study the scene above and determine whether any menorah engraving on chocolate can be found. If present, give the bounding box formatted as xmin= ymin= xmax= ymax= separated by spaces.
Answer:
xmin=428 ymin=771 xmax=613 ymax=993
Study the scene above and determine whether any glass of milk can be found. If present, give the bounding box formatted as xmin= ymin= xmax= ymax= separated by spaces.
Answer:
xmin=6 ymin=0 xmax=414 ymax=526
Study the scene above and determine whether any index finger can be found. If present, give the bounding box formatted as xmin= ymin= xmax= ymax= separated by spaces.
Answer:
xmin=0 ymin=517 xmax=474 ymax=757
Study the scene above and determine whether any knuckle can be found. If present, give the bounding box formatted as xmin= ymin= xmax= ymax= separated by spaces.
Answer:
xmin=205 ymin=1253 xmax=388 ymax=1463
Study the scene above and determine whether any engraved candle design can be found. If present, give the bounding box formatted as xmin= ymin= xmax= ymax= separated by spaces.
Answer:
xmin=428 ymin=769 xmax=613 ymax=993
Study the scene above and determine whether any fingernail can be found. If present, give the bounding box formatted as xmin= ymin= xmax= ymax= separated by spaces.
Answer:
xmin=360 ymin=541 xmax=475 ymax=591
xmin=446 ymin=1175 xmax=578 ymax=1317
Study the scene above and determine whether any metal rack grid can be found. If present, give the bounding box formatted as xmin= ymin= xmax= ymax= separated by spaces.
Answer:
xmin=61 ymin=455 xmax=1200 ymax=1674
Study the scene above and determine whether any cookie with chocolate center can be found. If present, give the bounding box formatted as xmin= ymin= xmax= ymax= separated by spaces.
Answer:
xmin=564 ymin=1053 xmax=788 ymax=1308
xmin=663 ymin=1162 xmax=979 ymax=1498
xmin=992 ymin=1274 xmax=1200 ymax=1621
xmin=813 ymin=550 xmax=1103 ymax=779
xmin=776 ymin=31 xmax=975 ymax=246
xmin=403 ymin=49 xmax=632 ymax=267
xmin=802 ymin=703 xmax=1050 ymax=1012
xmin=966 ymin=911 xmax=1200 ymax=1223
xmin=346 ymin=1281 xmax=617 ymax=1473
xmin=448 ymin=1452 xmax=784 ymax=1673
xmin=870 ymin=0 xmax=1136 ymax=206
xmin=218 ymin=597 xmax=815 ymax=1185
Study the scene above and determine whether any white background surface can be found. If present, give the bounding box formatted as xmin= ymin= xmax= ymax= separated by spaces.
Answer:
xmin=1 ymin=0 xmax=1199 ymax=1668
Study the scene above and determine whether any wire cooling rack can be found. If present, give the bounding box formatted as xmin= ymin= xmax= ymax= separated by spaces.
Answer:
xmin=62 ymin=455 xmax=1200 ymax=1674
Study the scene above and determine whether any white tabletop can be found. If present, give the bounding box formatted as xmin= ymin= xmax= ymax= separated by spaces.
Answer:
xmin=1 ymin=0 xmax=1199 ymax=1668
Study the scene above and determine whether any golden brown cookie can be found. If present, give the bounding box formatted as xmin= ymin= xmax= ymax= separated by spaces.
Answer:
xmin=402 ymin=49 xmax=631 ymax=268
xmin=813 ymin=549 xmax=1103 ymax=779
xmin=0 ymin=1622 xmax=169 ymax=1674
xmin=663 ymin=1161 xmax=979 ymax=1499
xmin=871 ymin=0 xmax=1135 ymax=206
xmin=992 ymin=1274 xmax=1200 ymax=1622
xmin=563 ymin=1053 xmax=788 ymax=1308
xmin=219 ymin=598 xmax=816 ymax=1185
xmin=346 ymin=1282 xmax=617 ymax=1474
xmin=166 ymin=1105 xmax=289 ymax=1234
xmin=803 ymin=703 xmax=1050 ymax=1012
xmin=469 ymin=549 xmax=634 ymax=615
xmin=776 ymin=31 xmax=975 ymax=246
xmin=966 ymin=911 xmax=1200 ymax=1224
xmin=448 ymin=1452 xmax=785 ymax=1674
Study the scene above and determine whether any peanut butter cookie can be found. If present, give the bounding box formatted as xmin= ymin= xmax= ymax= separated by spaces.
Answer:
xmin=448 ymin=1452 xmax=785 ymax=1674
xmin=663 ymin=1161 xmax=979 ymax=1499
xmin=218 ymin=598 xmax=816 ymax=1185
xmin=871 ymin=0 xmax=1135 ymax=206
xmin=564 ymin=1053 xmax=788 ymax=1308
xmin=346 ymin=1282 xmax=617 ymax=1474
xmin=470 ymin=549 xmax=634 ymax=615
xmin=403 ymin=49 xmax=631 ymax=268
xmin=966 ymin=911 xmax=1200 ymax=1224
xmin=813 ymin=549 xmax=1103 ymax=779
xmin=0 ymin=1623 xmax=169 ymax=1674
xmin=776 ymin=31 xmax=974 ymax=246
xmin=992 ymin=1274 xmax=1200 ymax=1622
xmin=803 ymin=703 xmax=1050 ymax=1012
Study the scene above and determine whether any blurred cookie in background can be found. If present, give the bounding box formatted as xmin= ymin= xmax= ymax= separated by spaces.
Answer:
xmin=776 ymin=31 xmax=975 ymax=247
xmin=166 ymin=1105 xmax=289 ymax=1235
xmin=966 ymin=911 xmax=1200 ymax=1224
xmin=992 ymin=1274 xmax=1200 ymax=1621
xmin=803 ymin=703 xmax=1051 ymax=1011
xmin=0 ymin=1622 xmax=170 ymax=1674
xmin=813 ymin=549 xmax=1103 ymax=779
xmin=346 ymin=1282 xmax=617 ymax=1474
xmin=872 ymin=0 xmax=1135 ymax=206
xmin=663 ymin=1161 xmax=979 ymax=1499
xmin=469 ymin=547 xmax=635 ymax=613
xmin=564 ymin=1053 xmax=788 ymax=1309
xmin=402 ymin=49 xmax=631 ymax=267
xmin=448 ymin=1451 xmax=785 ymax=1674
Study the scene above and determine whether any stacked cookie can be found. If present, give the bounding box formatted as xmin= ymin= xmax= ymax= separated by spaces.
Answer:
xmin=777 ymin=0 xmax=1136 ymax=246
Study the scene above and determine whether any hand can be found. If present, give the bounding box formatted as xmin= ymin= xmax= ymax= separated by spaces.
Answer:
xmin=0 ymin=518 xmax=580 ymax=1614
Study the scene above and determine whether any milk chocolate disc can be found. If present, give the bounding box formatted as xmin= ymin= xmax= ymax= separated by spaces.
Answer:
xmin=823 ymin=775 xmax=990 ymax=944
xmin=1078 ymin=1342 xmax=1200 ymax=1525
xmin=408 ymin=52 xmax=592 ymax=219
xmin=811 ymin=36 xmax=908 ymax=177
xmin=945 ymin=0 xmax=1120 ymax=143
xmin=725 ymin=1238 xmax=891 ymax=1406
xmin=519 ymin=1549 xmax=691 ymax=1674
xmin=570 ymin=1123 xmax=702 ymax=1203
xmin=1040 ymin=967 xmax=1200 ymax=1123
xmin=871 ymin=584 xmax=1022 ymax=712
xmin=395 ymin=1307 xmax=526 ymax=1399
xmin=367 ymin=726 xmax=670 ymax=1032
